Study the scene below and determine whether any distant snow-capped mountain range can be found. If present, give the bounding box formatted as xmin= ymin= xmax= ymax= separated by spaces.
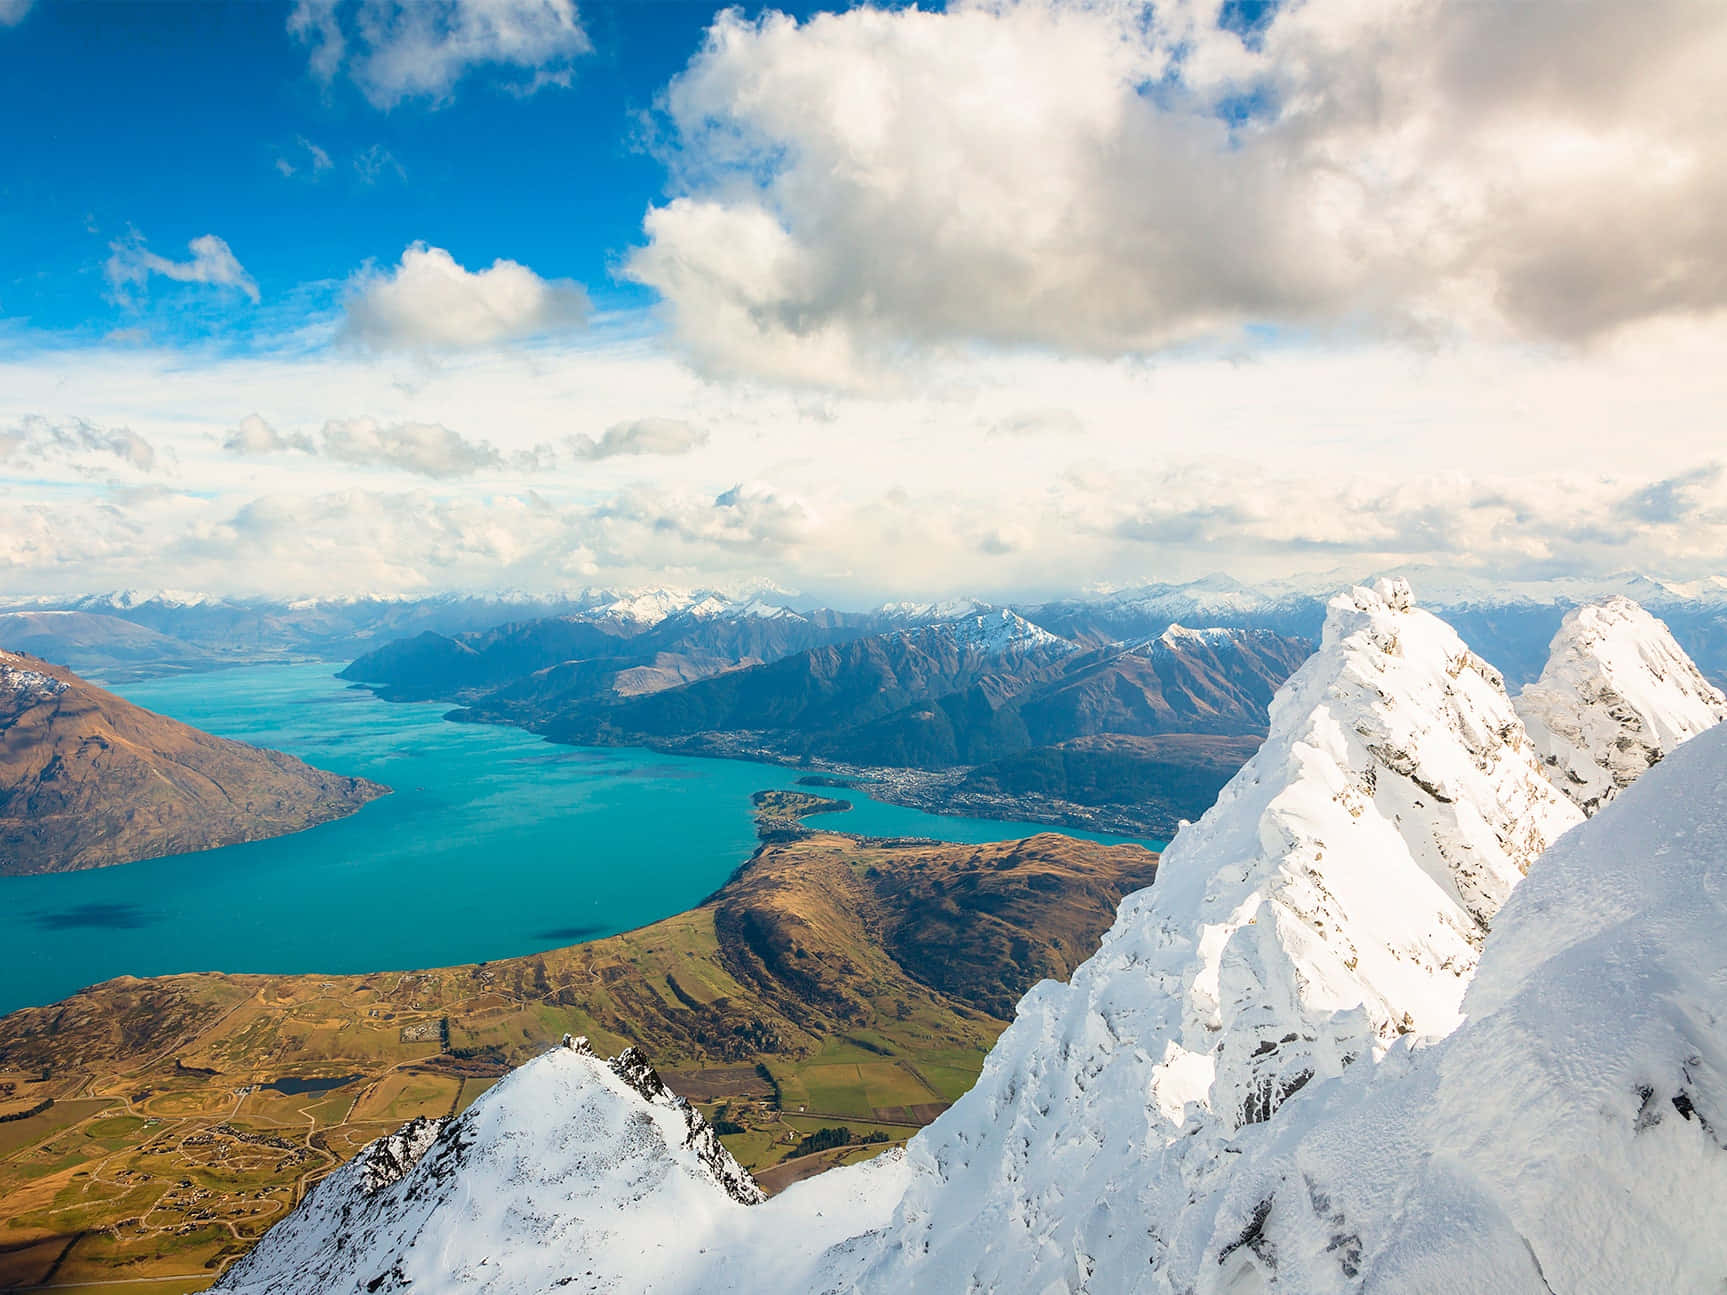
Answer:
xmin=12 ymin=566 xmax=1727 ymax=622
xmin=212 ymin=584 xmax=1727 ymax=1294
xmin=8 ymin=569 xmax=1727 ymax=687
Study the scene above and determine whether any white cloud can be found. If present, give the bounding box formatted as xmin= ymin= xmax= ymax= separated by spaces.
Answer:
xmin=570 ymin=417 xmax=708 ymax=460
xmin=353 ymin=143 xmax=406 ymax=184
xmin=222 ymin=414 xmax=315 ymax=455
xmin=0 ymin=0 xmax=33 ymax=27
xmin=343 ymin=243 xmax=590 ymax=350
xmin=290 ymin=0 xmax=591 ymax=109
xmin=4 ymin=317 xmax=1727 ymax=599
xmin=1 ymin=414 xmax=160 ymax=476
xmin=9 ymin=457 xmax=1727 ymax=603
xmin=319 ymin=417 xmax=506 ymax=477
xmin=629 ymin=0 xmax=1727 ymax=386
xmin=275 ymin=136 xmax=334 ymax=179
xmin=106 ymin=232 xmax=260 ymax=305
xmin=989 ymin=408 xmax=1085 ymax=439
xmin=223 ymin=410 xmax=558 ymax=478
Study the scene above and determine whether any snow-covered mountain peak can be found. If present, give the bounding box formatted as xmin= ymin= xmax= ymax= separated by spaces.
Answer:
xmin=1154 ymin=621 xmax=1232 ymax=647
xmin=74 ymin=587 xmax=214 ymax=611
xmin=875 ymin=596 xmax=989 ymax=622
xmin=683 ymin=593 xmax=737 ymax=619
xmin=913 ymin=607 xmax=1076 ymax=656
xmin=214 ymin=1040 xmax=763 ymax=1294
xmin=841 ymin=579 xmax=1582 ymax=1289
xmin=590 ymin=587 xmax=700 ymax=626
xmin=1515 ymin=595 xmax=1727 ymax=815
xmin=227 ymin=584 xmax=1727 ymax=1295
xmin=1149 ymin=622 xmax=1287 ymax=653
xmin=681 ymin=592 xmax=802 ymax=622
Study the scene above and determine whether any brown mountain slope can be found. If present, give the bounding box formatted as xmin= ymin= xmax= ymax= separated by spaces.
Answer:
xmin=0 ymin=828 xmax=1155 ymax=1287
xmin=0 ymin=648 xmax=388 ymax=875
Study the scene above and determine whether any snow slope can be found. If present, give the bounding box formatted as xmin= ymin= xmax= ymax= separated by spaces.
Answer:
xmin=215 ymin=1037 xmax=913 ymax=1295
xmin=1516 ymin=596 xmax=1727 ymax=814
xmin=0 ymin=649 xmax=70 ymax=700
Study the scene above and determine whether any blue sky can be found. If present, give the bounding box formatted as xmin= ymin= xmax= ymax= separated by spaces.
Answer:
xmin=1 ymin=0 xmax=1724 ymax=600
xmin=0 ymin=0 xmax=831 ymax=341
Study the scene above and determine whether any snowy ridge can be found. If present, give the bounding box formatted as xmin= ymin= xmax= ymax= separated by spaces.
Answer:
xmin=907 ymin=607 xmax=1077 ymax=656
xmin=1515 ymin=596 xmax=1727 ymax=814
xmin=588 ymin=588 xmax=705 ymax=626
xmin=680 ymin=593 xmax=803 ymax=622
xmin=876 ymin=596 xmax=989 ymax=622
xmin=71 ymin=588 xmax=215 ymax=611
xmin=1081 ymin=575 xmax=1292 ymax=620
xmin=1154 ymin=622 xmax=1244 ymax=646
xmin=838 ymin=578 xmax=1582 ymax=1290
xmin=1139 ymin=623 xmax=1293 ymax=654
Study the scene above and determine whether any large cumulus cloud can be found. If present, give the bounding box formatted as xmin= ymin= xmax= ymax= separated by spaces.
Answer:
xmin=627 ymin=0 xmax=1727 ymax=385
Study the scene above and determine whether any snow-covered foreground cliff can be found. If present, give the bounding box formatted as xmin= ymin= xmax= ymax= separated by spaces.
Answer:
xmin=834 ymin=579 xmax=1583 ymax=1290
xmin=1516 ymin=595 xmax=1727 ymax=815
xmin=1172 ymin=719 xmax=1727 ymax=1292
xmin=218 ymin=586 xmax=1726 ymax=1294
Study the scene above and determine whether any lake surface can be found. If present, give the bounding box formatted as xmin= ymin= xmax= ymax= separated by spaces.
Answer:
xmin=0 ymin=663 xmax=1155 ymax=1014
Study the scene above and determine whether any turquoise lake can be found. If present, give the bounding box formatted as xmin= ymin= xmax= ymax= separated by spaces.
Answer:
xmin=0 ymin=663 xmax=1156 ymax=1015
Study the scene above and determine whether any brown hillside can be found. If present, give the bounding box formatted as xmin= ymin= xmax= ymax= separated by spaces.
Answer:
xmin=0 ymin=647 xmax=388 ymax=875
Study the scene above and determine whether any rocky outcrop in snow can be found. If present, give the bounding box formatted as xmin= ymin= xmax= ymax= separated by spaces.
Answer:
xmin=1516 ymin=595 xmax=1727 ymax=814
xmin=356 ymin=1116 xmax=444 ymax=1196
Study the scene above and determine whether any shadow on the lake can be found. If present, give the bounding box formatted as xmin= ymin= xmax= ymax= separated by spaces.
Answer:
xmin=533 ymin=924 xmax=608 ymax=941
xmin=32 ymin=902 xmax=158 ymax=931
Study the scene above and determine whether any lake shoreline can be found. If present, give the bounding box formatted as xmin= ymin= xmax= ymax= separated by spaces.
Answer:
xmin=0 ymin=664 xmax=1153 ymax=1016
